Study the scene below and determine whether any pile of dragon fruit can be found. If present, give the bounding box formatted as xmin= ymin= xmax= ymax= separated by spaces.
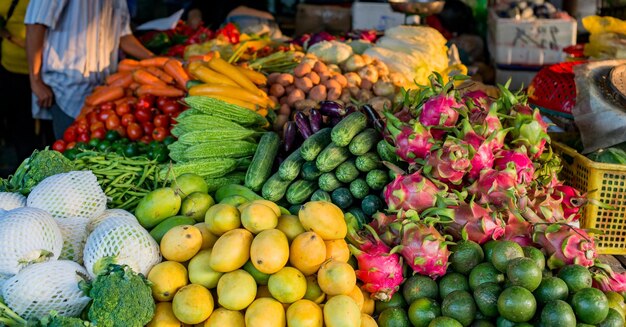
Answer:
xmin=348 ymin=75 xmax=625 ymax=301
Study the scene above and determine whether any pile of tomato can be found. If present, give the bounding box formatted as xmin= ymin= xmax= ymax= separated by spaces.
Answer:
xmin=52 ymin=94 xmax=186 ymax=153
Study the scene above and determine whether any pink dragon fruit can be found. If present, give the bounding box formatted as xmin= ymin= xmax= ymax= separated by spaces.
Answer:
xmin=468 ymin=163 xmax=519 ymax=206
xmin=426 ymin=138 xmax=472 ymax=185
xmin=419 ymin=95 xmax=461 ymax=139
xmin=532 ymin=223 xmax=597 ymax=269
xmin=471 ymin=105 xmax=503 ymax=138
xmin=552 ymin=184 xmax=585 ymax=220
xmin=459 ymin=121 xmax=495 ymax=181
xmin=494 ymin=149 xmax=535 ymax=185
xmin=502 ymin=213 xmax=535 ymax=247
xmin=446 ymin=201 xmax=505 ymax=244
xmin=591 ymin=262 xmax=626 ymax=294
xmin=518 ymin=186 xmax=566 ymax=223
xmin=383 ymin=171 xmax=443 ymax=213
xmin=464 ymin=90 xmax=491 ymax=113
xmin=508 ymin=105 xmax=550 ymax=159
xmin=348 ymin=225 xmax=404 ymax=301
xmin=384 ymin=111 xmax=435 ymax=164
xmin=369 ymin=212 xmax=403 ymax=247
xmin=397 ymin=220 xmax=451 ymax=279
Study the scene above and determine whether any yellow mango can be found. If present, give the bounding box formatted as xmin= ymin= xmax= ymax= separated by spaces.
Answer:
xmin=209 ymin=228 xmax=253 ymax=272
xmin=250 ymin=229 xmax=289 ymax=274
xmin=298 ymin=201 xmax=346 ymax=240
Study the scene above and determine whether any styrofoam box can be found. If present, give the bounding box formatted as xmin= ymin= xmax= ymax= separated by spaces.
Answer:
xmin=352 ymin=2 xmax=405 ymax=31
xmin=495 ymin=67 xmax=538 ymax=91
xmin=488 ymin=9 xmax=577 ymax=66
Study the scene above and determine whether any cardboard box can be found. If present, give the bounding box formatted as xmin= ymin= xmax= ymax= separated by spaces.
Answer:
xmin=351 ymin=2 xmax=405 ymax=31
xmin=295 ymin=4 xmax=352 ymax=36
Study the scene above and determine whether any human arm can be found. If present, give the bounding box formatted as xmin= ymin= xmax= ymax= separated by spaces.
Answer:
xmin=25 ymin=23 xmax=54 ymax=108
xmin=120 ymin=34 xmax=154 ymax=60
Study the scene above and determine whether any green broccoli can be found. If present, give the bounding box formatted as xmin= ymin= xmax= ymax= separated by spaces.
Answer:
xmin=39 ymin=311 xmax=93 ymax=327
xmin=0 ymin=148 xmax=74 ymax=195
xmin=0 ymin=303 xmax=92 ymax=327
xmin=79 ymin=264 xmax=155 ymax=327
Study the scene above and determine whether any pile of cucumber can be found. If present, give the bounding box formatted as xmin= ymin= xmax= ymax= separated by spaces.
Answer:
xmin=261 ymin=111 xmax=391 ymax=219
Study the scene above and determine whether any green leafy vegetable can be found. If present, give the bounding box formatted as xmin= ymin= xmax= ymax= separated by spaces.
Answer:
xmin=0 ymin=148 xmax=74 ymax=195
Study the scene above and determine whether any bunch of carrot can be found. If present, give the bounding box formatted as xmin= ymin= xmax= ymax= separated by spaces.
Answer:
xmin=187 ymin=55 xmax=272 ymax=117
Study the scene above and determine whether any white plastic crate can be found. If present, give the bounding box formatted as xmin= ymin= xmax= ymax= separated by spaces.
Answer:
xmin=488 ymin=9 xmax=577 ymax=66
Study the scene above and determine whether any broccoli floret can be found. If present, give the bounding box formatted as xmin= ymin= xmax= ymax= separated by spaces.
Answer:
xmin=1 ymin=148 xmax=74 ymax=195
xmin=0 ymin=302 xmax=92 ymax=327
xmin=80 ymin=264 xmax=155 ymax=327
xmin=40 ymin=311 xmax=93 ymax=327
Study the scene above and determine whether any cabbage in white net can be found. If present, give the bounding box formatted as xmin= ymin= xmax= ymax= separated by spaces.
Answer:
xmin=27 ymin=171 xmax=107 ymax=220
xmin=83 ymin=216 xmax=161 ymax=277
xmin=1 ymin=260 xmax=90 ymax=320
xmin=0 ymin=207 xmax=63 ymax=275
xmin=55 ymin=217 xmax=90 ymax=264
xmin=87 ymin=208 xmax=138 ymax=233
xmin=0 ymin=192 xmax=26 ymax=211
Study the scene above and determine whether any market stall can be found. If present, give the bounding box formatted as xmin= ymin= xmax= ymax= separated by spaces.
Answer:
xmin=0 ymin=1 xmax=626 ymax=327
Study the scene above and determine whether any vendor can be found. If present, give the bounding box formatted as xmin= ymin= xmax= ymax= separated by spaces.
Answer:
xmin=186 ymin=0 xmax=281 ymax=38
xmin=25 ymin=0 xmax=155 ymax=139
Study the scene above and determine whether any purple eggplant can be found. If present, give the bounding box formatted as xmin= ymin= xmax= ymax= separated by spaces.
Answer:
xmin=283 ymin=121 xmax=297 ymax=153
xmin=328 ymin=116 xmax=343 ymax=127
xmin=309 ymin=109 xmax=323 ymax=133
xmin=344 ymin=105 xmax=357 ymax=116
xmin=361 ymin=104 xmax=385 ymax=132
xmin=295 ymin=112 xmax=313 ymax=139
xmin=319 ymin=101 xmax=346 ymax=117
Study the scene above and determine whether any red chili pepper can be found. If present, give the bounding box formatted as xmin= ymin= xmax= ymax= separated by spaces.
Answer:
xmin=216 ymin=23 xmax=240 ymax=44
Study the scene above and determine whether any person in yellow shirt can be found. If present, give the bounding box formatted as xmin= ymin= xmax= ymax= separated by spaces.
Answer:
xmin=0 ymin=0 xmax=52 ymax=166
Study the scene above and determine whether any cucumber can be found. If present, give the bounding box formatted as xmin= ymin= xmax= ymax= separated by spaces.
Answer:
xmin=356 ymin=152 xmax=382 ymax=172
xmin=331 ymin=112 xmax=368 ymax=146
xmin=348 ymin=207 xmax=368 ymax=228
xmin=310 ymin=189 xmax=332 ymax=202
xmin=261 ymin=172 xmax=292 ymax=202
xmin=377 ymin=139 xmax=399 ymax=164
xmin=366 ymin=169 xmax=389 ymax=191
xmin=278 ymin=149 xmax=305 ymax=181
xmin=300 ymin=161 xmax=323 ymax=181
xmin=245 ymin=132 xmax=280 ymax=191
xmin=215 ymin=184 xmax=263 ymax=202
xmin=349 ymin=178 xmax=370 ymax=200
xmin=149 ymin=215 xmax=196 ymax=243
xmin=286 ymin=180 xmax=317 ymax=205
xmin=335 ymin=159 xmax=360 ymax=184
xmin=316 ymin=142 xmax=351 ymax=172
xmin=300 ymin=128 xmax=332 ymax=161
xmin=331 ymin=187 xmax=354 ymax=209
xmin=349 ymin=128 xmax=381 ymax=156
xmin=289 ymin=205 xmax=301 ymax=215
xmin=219 ymin=195 xmax=248 ymax=207
xmin=318 ymin=173 xmax=343 ymax=192
xmin=361 ymin=194 xmax=384 ymax=216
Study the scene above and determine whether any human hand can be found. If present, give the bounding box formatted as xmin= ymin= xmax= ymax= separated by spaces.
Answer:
xmin=31 ymin=79 xmax=54 ymax=108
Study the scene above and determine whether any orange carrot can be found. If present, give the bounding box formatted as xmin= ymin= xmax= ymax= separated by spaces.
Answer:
xmin=139 ymin=56 xmax=169 ymax=67
xmin=108 ymin=72 xmax=133 ymax=88
xmin=136 ymin=85 xmax=185 ymax=97
xmin=85 ymin=86 xmax=125 ymax=106
xmin=132 ymin=69 xmax=167 ymax=87
xmin=118 ymin=59 xmax=140 ymax=72
xmin=128 ymin=82 xmax=141 ymax=91
xmin=106 ymin=72 xmax=129 ymax=85
xmin=146 ymin=66 xmax=174 ymax=84
xmin=163 ymin=59 xmax=189 ymax=89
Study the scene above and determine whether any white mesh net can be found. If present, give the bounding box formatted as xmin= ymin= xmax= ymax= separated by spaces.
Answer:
xmin=27 ymin=171 xmax=107 ymax=220
xmin=0 ymin=207 xmax=63 ymax=275
xmin=56 ymin=217 xmax=90 ymax=264
xmin=0 ymin=192 xmax=26 ymax=211
xmin=83 ymin=216 xmax=161 ymax=278
xmin=1 ymin=260 xmax=90 ymax=320
xmin=87 ymin=209 xmax=139 ymax=234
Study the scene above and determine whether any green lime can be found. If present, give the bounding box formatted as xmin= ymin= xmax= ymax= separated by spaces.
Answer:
xmin=497 ymin=286 xmax=537 ymax=323
xmin=441 ymin=290 xmax=476 ymax=326
xmin=473 ymin=282 xmax=502 ymax=318
xmin=491 ymin=241 xmax=524 ymax=273
xmin=506 ymin=257 xmax=542 ymax=291
xmin=598 ymin=308 xmax=625 ymax=327
xmin=428 ymin=316 xmax=463 ymax=327
xmin=522 ymin=246 xmax=546 ymax=271
xmin=469 ymin=262 xmax=504 ymax=291
xmin=605 ymin=291 xmax=626 ymax=320
xmin=123 ymin=143 xmax=139 ymax=157
xmin=105 ymin=130 xmax=120 ymax=141
xmin=570 ymin=287 xmax=609 ymax=324
xmin=450 ymin=240 xmax=485 ymax=275
xmin=558 ymin=265 xmax=592 ymax=293
xmin=63 ymin=148 xmax=78 ymax=160
xmin=97 ymin=139 xmax=111 ymax=152
xmin=483 ymin=240 xmax=499 ymax=263
xmin=539 ymin=300 xmax=576 ymax=327
xmin=575 ymin=323 xmax=595 ymax=327
xmin=470 ymin=320 xmax=495 ymax=327
xmin=439 ymin=272 xmax=470 ymax=299
xmin=403 ymin=275 xmax=439 ymax=303
xmin=376 ymin=292 xmax=408 ymax=314
xmin=514 ymin=324 xmax=533 ymax=327
xmin=495 ymin=316 xmax=516 ymax=327
xmin=378 ymin=307 xmax=411 ymax=327
xmin=88 ymin=138 xmax=101 ymax=148
xmin=533 ymin=277 xmax=569 ymax=305
xmin=243 ymin=261 xmax=270 ymax=285
xmin=408 ymin=297 xmax=441 ymax=327
xmin=74 ymin=142 xmax=88 ymax=150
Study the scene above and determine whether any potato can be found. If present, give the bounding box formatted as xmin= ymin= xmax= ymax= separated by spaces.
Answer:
xmin=332 ymin=74 xmax=348 ymax=88
xmin=294 ymin=62 xmax=313 ymax=78
xmin=279 ymin=96 xmax=289 ymax=105
xmin=308 ymin=85 xmax=327 ymax=102
xmin=294 ymin=77 xmax=314 ymax=93
xmin=268 ymin=72 xmax=280 ymax=85
xmin=367 ymin=97 xmax=392 ymax=112
xmin=285 ymin=85 xmax=296 ymax=94
xmin=340 ymin=89 xmax=352 ymax=103
xmin=276 ymin=73 xmax=294 ymax=86
xmin=269 ymin=84 xmax=286 ymax=97
xmin=357 ymin=89 xmax=373 ymax=102
xmin=344 ymin=72 xmax=361 ymax=88
xmin=327 ymin=87 xmax=341 ymax=101
xmin=318 ymin=70 xmax=331 ymax=83
xmin=279 ymin=103 xmax=291 ymax=115
xmin=327 ymin=64 xmax=341 ymax=74
xmin=348 ymin=86 xmax=360 ymax=97
xmin=306 ymin=72 xmax=320 ymax=85
xmin=358 ymin=65 xmax=379 ymax=84
xmin=294 ymin=99 xmax=318 ymax=112
xmin=373 ymin=59 xmax=389 ymax=77
xmin=269 ymin=95 xmax=279 ymax=107
xmin=313 ymin=61 xmax=328 ymax=74
xmin=360 ymin=79 xmax=373 ymax=91
xmin=324 ymin=79 xmax=341 ymax=92
xmin=274 ymin=114 xmax=289 ymax=132
xmin=287 ymin=89 xmax=306 ymax=107
xmin=373 ymin=80 xmax=394 ymax=97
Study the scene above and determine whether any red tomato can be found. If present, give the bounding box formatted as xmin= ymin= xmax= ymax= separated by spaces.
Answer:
xmin=160 ymin=101 xmax=180 ymax=115
xmin=63 ymin=126 xmax=77 ymax=143
xmin=135 ymin=107 xmax=153 ymax=123
xmin=137 ymin=95 xmax=155 ymax=110
xmin=170 ymin=110 xmax=182 ymax=119
xmin=105 ymin=114 xmax=121 ymax=130
xmin=66 ymin=141 xmax=76 ymax=150
xmin=113 ymin=126 xmax=126 ymax=138
xmin=76 ymin=120 xmax=89 ymax=135
xmin=115 ymin=102 xmax=131 ymax=116
xmin=140 ymin=135 xmax=152 ymax=144
xmin=77 ymin=133 xmax=90 ymax=143
xmin=153 ymin=114 xmax=170 ymax=128
xmin=127 ymin=123 xmax=143 ymax=141
xmin=156 ymin=96 xmax=169 ymax=110
xmin=87 ymin=111 xmax=99 ymax=125
xmin=52 ymin=139 xmax=66 ymax=152
xmin=98 ymin=109 xmax=114 ymax=122
xmin=100 ymin=101 xmax=115 ymax=112
xmin=90 ymin=121 xmax=105 ymax=132
xmin=152 ymin=127 xmax=169 ymax=142
xmin=121 ymin=113 xmax=135 ymax=127
xmin=142 ymin=121 xmax=155 ymax=135
xmin=91 ymin=128 xmax=106 ymax=140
